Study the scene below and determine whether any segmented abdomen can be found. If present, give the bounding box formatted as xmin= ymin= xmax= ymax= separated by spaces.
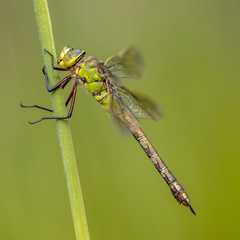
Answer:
xmin=127 ymin=119 xmax=195 ymax=214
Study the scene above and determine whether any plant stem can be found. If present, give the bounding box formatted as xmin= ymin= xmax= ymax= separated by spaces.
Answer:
xmin=33 ymin=1 xmax=90 ymax=239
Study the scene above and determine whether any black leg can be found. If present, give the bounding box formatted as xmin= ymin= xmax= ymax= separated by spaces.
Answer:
xmin=28 ymin=83 xmax=78 ymax=124
xmin=22 ymin=49 xmax=77 ymax=124
xmin=44 ymin=49 xmax=68 ymax=71
xmin=20 ymin=103 xmax=53 ymax=112
xmin=42 ymin=66 xmax=72 ymax=92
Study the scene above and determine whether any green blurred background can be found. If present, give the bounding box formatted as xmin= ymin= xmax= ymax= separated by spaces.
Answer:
xmin=1 ymin=0 xmax=240 ymax=239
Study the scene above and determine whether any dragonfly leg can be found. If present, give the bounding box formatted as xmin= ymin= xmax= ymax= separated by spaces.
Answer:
xmin=44 ymin=49 xmax=68 ymax=71
xmin=65 ymin=86 xmax=75 ymax=107
xmin=62 ymin=76 xmax=72 ymax=89
xmin=27 ymin=83 xmax=77 ymax=124
xmin=42 ymin=66 xmax=72 ymax=92
xmin=20 ymin=103 xmax=53 ymax=112
xmin=22 ymin=64 xmax=74 ymax=124
xmin=64 ymin=83 xmax=77 ymax=113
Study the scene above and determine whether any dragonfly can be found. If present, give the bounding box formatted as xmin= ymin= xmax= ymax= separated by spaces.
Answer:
xmin=21 ymin=46 xmax=196 ymax=215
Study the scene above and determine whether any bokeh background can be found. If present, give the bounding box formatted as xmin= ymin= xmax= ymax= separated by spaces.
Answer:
xmin=1 ymin=0 xmax=240 ymax=239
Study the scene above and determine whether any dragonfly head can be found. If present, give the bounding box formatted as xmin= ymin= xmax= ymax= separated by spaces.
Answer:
xmin=58 ymin=46 xmax=86 ymax=69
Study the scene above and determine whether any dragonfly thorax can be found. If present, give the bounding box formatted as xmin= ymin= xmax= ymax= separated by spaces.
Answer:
xmin=58 ymin=46 xmax=85 ymax=69
xmin=76 ymin=57 xmax=105 ymax=94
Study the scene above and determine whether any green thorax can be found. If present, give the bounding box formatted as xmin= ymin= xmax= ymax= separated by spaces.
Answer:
xmin=74 ymin=57 xmax=111 ymax=110
xmin=76 ymin=57 xmax=104 ymax=93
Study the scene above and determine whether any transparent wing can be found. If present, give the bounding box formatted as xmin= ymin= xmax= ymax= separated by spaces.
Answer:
xmin=106 ymin=84 xmax=140 ymax=135
xmin=105 ymin=46 xmax=143 ymax=78
xmin=116 ymin=86 xmax=162 ymax=121
xmin=106 ymin=81 xmax=162 ymax=136
xmin=108 ymin=113 xmax=132 ymax=136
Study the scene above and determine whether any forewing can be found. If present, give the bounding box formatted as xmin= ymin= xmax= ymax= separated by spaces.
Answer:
xmin=116 ymin=86 xmax=162 ymax=121
xmin=105 ymin=46 xmax=143 ymax=79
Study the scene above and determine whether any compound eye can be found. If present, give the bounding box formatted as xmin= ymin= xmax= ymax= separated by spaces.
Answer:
xmin=58 ymin=46 xmax=74 ymax=64
xmin=64 ymin=46 xmax=74 ymax=53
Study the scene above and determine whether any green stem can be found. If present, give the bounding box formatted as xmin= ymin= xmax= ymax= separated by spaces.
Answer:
xmin=33 ymin=1 xmax=90 ymax=240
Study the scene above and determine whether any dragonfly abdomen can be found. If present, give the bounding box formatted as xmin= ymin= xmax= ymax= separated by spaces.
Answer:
xmin=130 ymin=126 xmax=196 ymax=214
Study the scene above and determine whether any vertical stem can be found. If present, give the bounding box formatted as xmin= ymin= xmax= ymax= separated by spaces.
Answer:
xmin=33 ymin=1 xmax=90 ymax=239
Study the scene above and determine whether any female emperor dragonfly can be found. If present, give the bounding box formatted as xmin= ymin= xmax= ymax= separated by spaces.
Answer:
xmin=21 ymin=46 xmax=195 ymax=215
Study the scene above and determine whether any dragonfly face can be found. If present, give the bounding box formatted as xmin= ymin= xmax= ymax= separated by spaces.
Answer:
xmin=58 ymin=46 xmax=86 ymax=69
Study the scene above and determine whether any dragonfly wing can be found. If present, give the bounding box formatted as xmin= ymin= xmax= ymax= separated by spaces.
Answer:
xmin=105 ymin=46 xmax=143 ymax=79
xmin=108 ymin=113 xmax=131 ymax=136
xmin=107 ymin=84 xmax=140 ymax=133
xmin=116 ymin=86 xmax=163 ymax=121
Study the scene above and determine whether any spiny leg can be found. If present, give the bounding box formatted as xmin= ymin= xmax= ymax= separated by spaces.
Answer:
xmin=22 ymin=49 xmax=76 ymax=124
xmin=27 ymin=83 xmax=78 ymax=124
xmin=42 ymin=66 xmax=72 ymax=92
xmin=62 ymin=76 xmax=72 ymax=89
xmin=44 ymin=49 xmax=69 ymax=71
xmin=20 ymin=103 xmax=53 ymax=112
xmin=21 ymin=68 xmax=73 ymax=121
xmin=65 ymin=83 xmax=77 ymax=115
xmin=65 ymin=86 xmax=75 ymax=107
